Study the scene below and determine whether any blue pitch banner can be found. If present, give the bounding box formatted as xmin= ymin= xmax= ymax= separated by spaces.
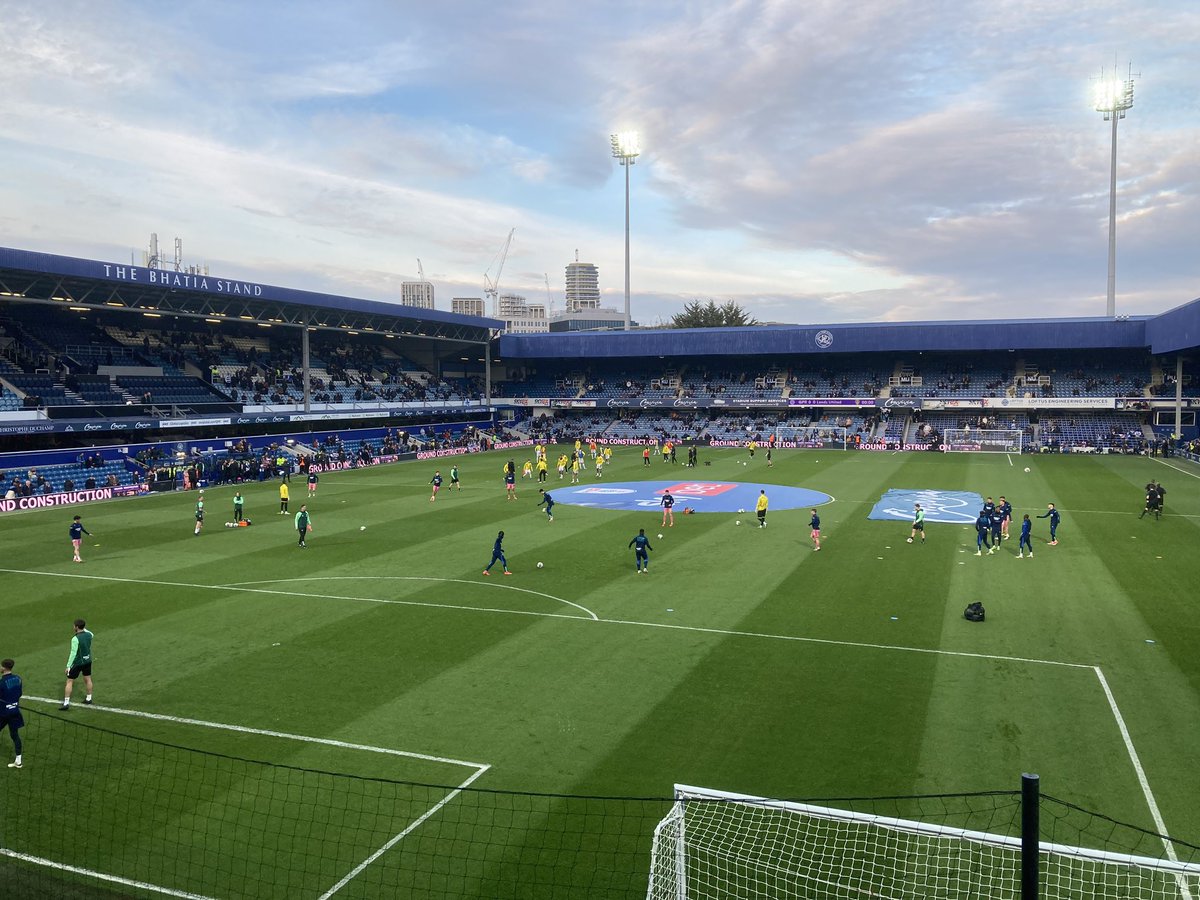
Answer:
xmin=549 ymin=480 xmax=833 ymax=514
xmin=867 ymin=488 xmax=986 ymax=524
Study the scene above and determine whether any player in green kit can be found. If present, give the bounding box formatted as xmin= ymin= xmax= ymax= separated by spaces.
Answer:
xmin=194 ymin=493 xmax=205 ymax=535
xmin=295 ymin=505 xmax=312 ymax=547
xmin=907 ymin=503 xmax=925 ymax=544
xmin=449 ymin=464 xmax=461 ymax=491
xmin=233 ymin=492 xmax=245 ymax=522
xmin=60 ymin=619 xmax=94 ymax=709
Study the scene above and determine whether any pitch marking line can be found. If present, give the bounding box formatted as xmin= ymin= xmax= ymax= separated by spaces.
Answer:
xmin=3 ymin=568 xmax=1082 ymax=668
xmin=0 ymin=848 xmax=216 ymax=900
xmin=1093 ymin=670 xmax=1195 ymax=898
xmin=0 ymin=568 xmax=597 ymax=622
xmin=1151 ymin=457 xmax=1200 ymax=481
xmin=223 ymin=575 xmax=599 ymax=620
xmin=26 ymin=696 xmax=492 ymax=898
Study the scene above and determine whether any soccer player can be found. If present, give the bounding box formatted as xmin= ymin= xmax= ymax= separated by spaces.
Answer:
xmin=69 ymin=515 xmax=91 ymax=563
xmin=60 ymin=619 xmax=93 ymax=709
xmin=998 ymin=496 xmax=1012 ymax=539
xmin=194 ymin=493 xmax=205 ymax=535
xmin=603 ymin=446 xmax=612 ymax=463
xmin=570 ymin=456 xmax=581 ymax=484
xmin=307 ymin=471 xmax=319 ymax=498
xmin=748 ymin=440 xmax=757 ymax=459
xmin=590 ymin=439 xmax=598 ymax=459
xmin=2 ymin=658 xmax=23 ymax=768
xmin=557 ymin=455 xmax=568 ymax=479
xmin=766 ymin=446 xmax=773 ymax=468
xmin=536 ymin=457 xmax=548 ymax=483
xmin=642 ymin=446 xmax=651 ymax=466
xmin=661 ymin=441 xmax=670 ymax=464
xmin=1017 ymin=514 xmax=1034 ymax=558
xmin=521 ymin=460 xmax=534 ymax=480
xmin=429 ymin=470 xmax=443 ymax=502
xmin=505 ymin=467 xmax=517 ymax=501
xmin=1156 ymin=481 xmax=1166 ymax=516
xmin=482 ymin=530 xmax=511 ymax=576
xmin=660 ymin=489 xmax=675 ymax=527
xmin=755 ymin=489 xmax=769 ymax=527
xmin=1037 ymin=503 xmax=1060 ymax=545
xmin=538 ymin=489 xmax=555 ymax=522
xmin=982 ymin=496 xmax=996 ymax=520
xmin=989 ymin=504 xmax=1003 ymax=553
xmin=974 ymin=508 xmax=991 ymax=556
xmin=449 ymin=464 xmax=461 ymax=491
xmin=669 ymin=443 xmax=677 ymax=464
xmin=629 ymin=528 xmax=654 ymax=573
xmin=233 ymin=491 xmax=245 ymax=522
xmin=279 ymin=481 xmax=289 ymax=514
xmin=295 ymin=505 xmax=312 ymax=547
xmin=809 ymin=510 xmax=821 ymax=551
xmin=907 ymin=504 xmax=925 ymax=544
xmin=1140 ymin=485 xmax=1159 ymax=519
xmin=594 ymin=454 xmax=605 ymax=478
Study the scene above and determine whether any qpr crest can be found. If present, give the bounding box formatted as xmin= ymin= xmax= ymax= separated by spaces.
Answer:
xmin=814 ymin=329 xmax=834 ymax=349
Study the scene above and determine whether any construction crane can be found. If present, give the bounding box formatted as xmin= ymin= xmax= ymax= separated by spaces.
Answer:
xmin=417 ymin=258 xmax=426 ymax=282
xmin=544 ymin=273 xmax=556 ymax=317
xmin=483 ymin=228 xmax=515 ymax=317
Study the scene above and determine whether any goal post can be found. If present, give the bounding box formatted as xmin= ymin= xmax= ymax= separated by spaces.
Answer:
xmin=646 ymin=784 xmax=1200 ymax=900
xmin=942 ymin=428 xmax=1023 ymax=454
xmin=772 ymin=425 xmax=849 ymax=450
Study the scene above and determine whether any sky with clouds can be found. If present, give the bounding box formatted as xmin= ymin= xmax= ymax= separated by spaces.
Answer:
xmin=0 ymin=0 xmax=1196 ymax=325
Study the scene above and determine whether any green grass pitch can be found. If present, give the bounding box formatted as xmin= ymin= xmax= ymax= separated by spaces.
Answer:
xmin=2 ymin=446 xmax=1199 ymax=897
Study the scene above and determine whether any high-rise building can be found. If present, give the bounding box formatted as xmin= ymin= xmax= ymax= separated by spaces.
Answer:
xmin=498 ymin=293 xmax=549 ymax=333
xmin=564 ymin=261 xmax=600 ymax=312
xmin=451 ymin=297 xmax=485 ymax=317
xmin=400 ymin=281 xmax=435 ymax=309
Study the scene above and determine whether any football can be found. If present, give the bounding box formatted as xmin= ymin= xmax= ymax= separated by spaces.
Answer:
xmin=657 ymin=533 xmax=664 ymax=539
xmin=537 ymin=561 xmax=544 ymax=568
xmin=360 ymin=525 xmax=366 ymax=531
xmin=1024 ymin=467 xmax=1031 ymax=473
xmin=735 ymin=520 xmax=741 ymax=526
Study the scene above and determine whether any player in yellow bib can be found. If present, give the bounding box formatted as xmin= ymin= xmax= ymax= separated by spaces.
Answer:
xmin=755 ymin=490 xmax=769 ymax=527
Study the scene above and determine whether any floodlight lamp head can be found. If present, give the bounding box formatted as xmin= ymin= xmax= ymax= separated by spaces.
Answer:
xmin=1093 ymin=73 xmax=1134 ymax=115
xmin=610 ymin=131 xmax=641 ymax=162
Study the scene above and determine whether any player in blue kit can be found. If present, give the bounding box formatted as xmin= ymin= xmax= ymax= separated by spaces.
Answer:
xmin=538 ymin=489 xmax=554 ymax=522
xmin=974 ymin=509 xmax=992 ymax=556
xmin=1 ymin=658 xmax=23 ymax=768
xmin=809 ymin=510 xmax=821 ymax=551
xmin=989 ymin=505 xmax=1003 ymax=551
xmin=628 ymin=528 xmax=654 ymax=574
xmin=483 ymin=531 xmax=511 ymax=576
xmin=998 ymin=496 xmax=1013 ymax=540
xmin=660 ymin=489 xmax=675 ymax=528
xmin=1017 ymin=514 xmax=1034 ymax=558
xmin=1037 ymin=503 xmax=1061 ymax=545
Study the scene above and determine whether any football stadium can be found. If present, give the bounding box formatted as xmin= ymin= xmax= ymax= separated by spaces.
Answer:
xmin=2 ymin=244 xmax=1200 ymax=899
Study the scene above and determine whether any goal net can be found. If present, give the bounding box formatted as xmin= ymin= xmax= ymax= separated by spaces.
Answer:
xmin=942 ymin=428 xmax=1023 ymax=454
xmin=646 ymin=785 xmax=1200 ymax=900
xmin=772 ymin=425 xmax=849 ymax=450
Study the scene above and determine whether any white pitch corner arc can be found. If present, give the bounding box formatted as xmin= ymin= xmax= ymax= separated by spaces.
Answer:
xmin=223 ymin=575 xmax=600 ymax=621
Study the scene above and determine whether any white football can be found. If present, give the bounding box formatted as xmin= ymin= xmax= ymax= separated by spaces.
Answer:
xmin=737 ymin=508 xmax=745 ymax=514
xmin=537 ymin=561 xmax=544 ymax=568
xmin=657 ymin=533 xmax=664 ymax=539
xmin=736 ymin=520 xmax=741 ymax=526
xmin=360 ymin=525 xmax=366 ymax=531
xmin=1024 ymin=467 xmax=1031 ymax=473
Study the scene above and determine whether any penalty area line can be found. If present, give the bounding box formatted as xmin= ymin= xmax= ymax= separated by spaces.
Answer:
xmin=0 ymin=848 xmax=217 ymax=900
xmin=26 ymin=696 xmax=489 ymax=772
xmin=1092 ymin=668 xmax=1193 ymax=896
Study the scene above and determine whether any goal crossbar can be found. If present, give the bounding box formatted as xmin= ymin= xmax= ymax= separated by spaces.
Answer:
xmin=942 ymin=428 xmax=1023 ymax=454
